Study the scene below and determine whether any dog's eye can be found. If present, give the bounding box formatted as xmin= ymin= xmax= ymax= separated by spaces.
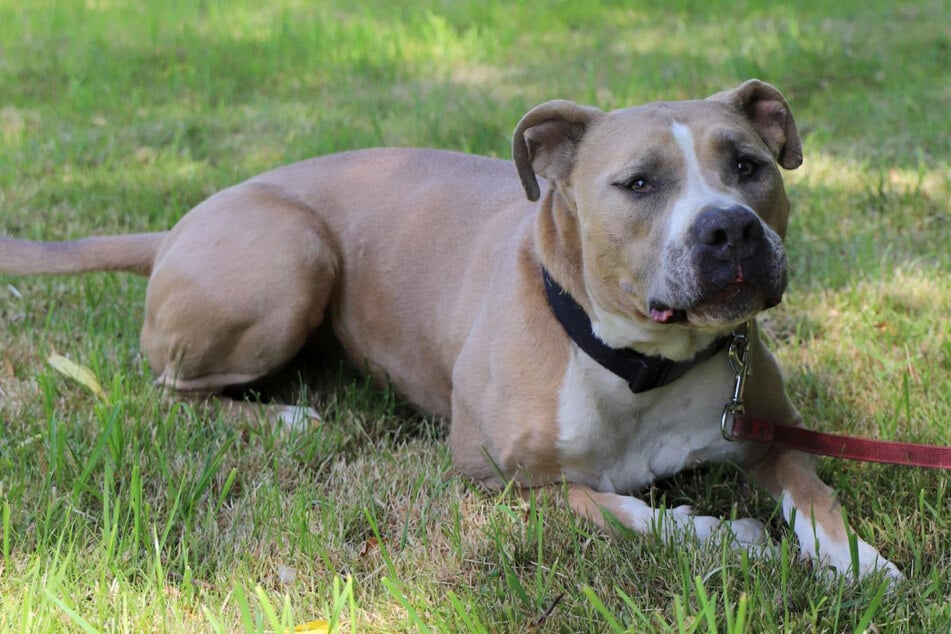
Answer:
xmin=627 ymin=177 xmax=652 ymax=193
xmin=736 ymin=158 xmax=757 ymax=177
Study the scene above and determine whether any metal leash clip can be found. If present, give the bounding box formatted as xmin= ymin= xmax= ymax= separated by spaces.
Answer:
xmin=720 ymin=320 xmax=754 ymax=441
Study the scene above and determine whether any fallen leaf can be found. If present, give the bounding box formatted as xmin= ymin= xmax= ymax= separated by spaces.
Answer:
xmin=294 ymin=620 xmax=330 ymax=633
xmin=48 ymin=354 xmax=109 ymax=402
xmin=359 ymin=537 xmax=379 ymax=558
xmin=2 ymin=356 xmax=13 ymax=378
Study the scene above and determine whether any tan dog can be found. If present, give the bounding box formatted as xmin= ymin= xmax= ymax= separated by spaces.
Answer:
xmin=0 ymin=80 xmax=901 ymax=580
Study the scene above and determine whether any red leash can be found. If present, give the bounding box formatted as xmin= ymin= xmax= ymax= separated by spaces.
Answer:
xmin=728 ymin=414 xmax=951 ymax=469
xmin=719 ymin=322 xmax=951 ymax=469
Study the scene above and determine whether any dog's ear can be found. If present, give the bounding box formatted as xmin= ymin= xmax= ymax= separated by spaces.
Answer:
xmin=512 ymin=100 xmax=603 ymax=201
xmin=709 ymin=80 xmax=803 ymax=170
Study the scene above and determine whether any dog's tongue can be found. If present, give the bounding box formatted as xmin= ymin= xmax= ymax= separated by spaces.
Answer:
xmin=650 ymin=307 xmax=678 ymax=323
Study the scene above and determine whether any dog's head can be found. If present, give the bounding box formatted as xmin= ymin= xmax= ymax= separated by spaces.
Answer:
xmin=514 ymin=80 xmax=801 ymax=350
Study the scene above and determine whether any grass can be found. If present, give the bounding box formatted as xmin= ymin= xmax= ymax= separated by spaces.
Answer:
xmin=0 ymin=0 xmax=948 ymax=630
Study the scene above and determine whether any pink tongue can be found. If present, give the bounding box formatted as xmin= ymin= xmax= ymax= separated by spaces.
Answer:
xmin=650 ymin=307 xmax=676 ymax=323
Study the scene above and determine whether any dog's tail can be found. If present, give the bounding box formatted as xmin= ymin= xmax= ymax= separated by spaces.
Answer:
xmin=0 ymin=232 xmax=167 ymax=277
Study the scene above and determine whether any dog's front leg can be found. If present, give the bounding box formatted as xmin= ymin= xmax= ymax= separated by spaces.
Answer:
xmin=750 ymin=447 xmax=903 ymax=581
xmin=566 ymin=484 xmax=769 ymax=547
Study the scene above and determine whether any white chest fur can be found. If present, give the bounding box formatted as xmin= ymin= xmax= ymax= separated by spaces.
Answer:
xmin=556 ymin=344 xmax=750 ymax=493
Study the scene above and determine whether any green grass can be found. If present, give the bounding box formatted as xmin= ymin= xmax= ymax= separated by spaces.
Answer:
xmin=0 ymin=0 xmax=948 ymax=631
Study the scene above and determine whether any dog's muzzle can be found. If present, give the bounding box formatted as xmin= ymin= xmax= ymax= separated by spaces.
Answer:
xmin=649 ymin=205 xmax=787 ymax=326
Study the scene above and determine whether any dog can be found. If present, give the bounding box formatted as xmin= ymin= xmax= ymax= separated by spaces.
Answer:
xmin=0 ymin=80 xmax=902 ymax=580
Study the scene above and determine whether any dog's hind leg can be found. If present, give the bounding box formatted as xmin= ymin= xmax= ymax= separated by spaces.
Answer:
xmin=140 ymin=184 xmax=338 ymax=417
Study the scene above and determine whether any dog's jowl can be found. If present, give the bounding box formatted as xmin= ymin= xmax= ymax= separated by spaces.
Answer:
xmin=0 ymin=80 xmax=902 ymax=581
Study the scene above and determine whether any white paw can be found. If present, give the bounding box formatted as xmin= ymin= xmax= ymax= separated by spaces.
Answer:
xmin=727 ymin=517 xmax=771 ymax=546
xmin=666 ymin=507 xmax=768 ymax=546
xmin=822 ymin=537 xmax=905 ymax=584
xmin=784 ymin=497 xmax=904 ymax=583
xmin=276 ymin=405 xmax=321 ymax=430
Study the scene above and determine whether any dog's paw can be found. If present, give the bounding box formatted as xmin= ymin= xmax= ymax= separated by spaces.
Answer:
xmin=813 ymin=536 xmax=905 ymax=585
xmin=787 ymin=508 xmax=905 ymax=584
xmin=666 ymin=506 xmax=769 ymax=546
xmin=275 ymin=405 xmax=321 ymax=431
xmin=724 ymin=517 xmax=771 ymax=546
xmin=849 ymin=540 xmax=905 ymax=583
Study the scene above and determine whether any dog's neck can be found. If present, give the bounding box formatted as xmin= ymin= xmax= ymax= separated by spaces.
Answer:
xmin=541 ymin=267 xmax=732 ymax=392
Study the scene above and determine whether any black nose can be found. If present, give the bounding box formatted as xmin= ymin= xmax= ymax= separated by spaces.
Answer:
xmin=690 ymin=205 xmax=764 ymax=261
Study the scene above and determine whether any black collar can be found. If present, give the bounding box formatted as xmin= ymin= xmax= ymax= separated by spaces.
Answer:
xmin=542 ymin=268 xmax=730 ymax=393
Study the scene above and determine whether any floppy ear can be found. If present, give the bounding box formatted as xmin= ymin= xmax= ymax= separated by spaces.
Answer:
xmin=512 ymin=100 xmax=603 ymax=201
xmin=708 ymin=79 xmax=803 ymax=169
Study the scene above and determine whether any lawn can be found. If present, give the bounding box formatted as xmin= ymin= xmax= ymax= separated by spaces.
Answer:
xmin=0 ymin=0 xmax=948 ymax=631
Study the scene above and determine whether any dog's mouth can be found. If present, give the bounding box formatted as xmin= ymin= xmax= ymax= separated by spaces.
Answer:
xmin=648 ymin=282 xmax=782 ymax=326
xmin=648 ymin=303 xmax=688 ymax=324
